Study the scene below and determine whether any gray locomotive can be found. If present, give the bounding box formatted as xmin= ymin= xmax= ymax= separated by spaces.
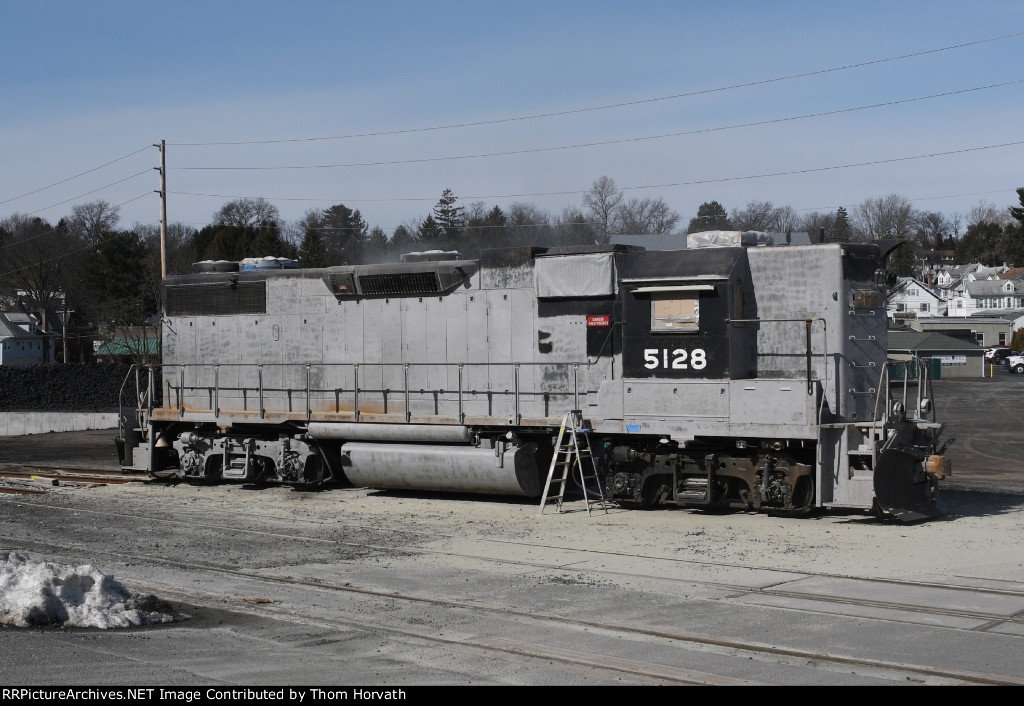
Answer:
xmin=116 ymin=235 xmax=950 ymax=522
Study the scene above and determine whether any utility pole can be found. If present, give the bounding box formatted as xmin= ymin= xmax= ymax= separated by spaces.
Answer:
xmin=155 ymin=140 xmax=167 ymax=278
xmin=62 ymin=304 xmax=69 ymax=364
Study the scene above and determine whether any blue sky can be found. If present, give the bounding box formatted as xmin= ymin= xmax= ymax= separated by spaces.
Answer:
xmin=2 ymin=1 xmax=1022 ymax=235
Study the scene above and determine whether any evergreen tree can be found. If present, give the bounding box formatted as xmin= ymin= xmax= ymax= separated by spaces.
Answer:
xmin=834 ymin=206 xmax=852 ymax=242
xmin=389 ymin=225 xmax=415 ymax=257
xmin=364 ymin=226 xmax=388 ymax=263
xmin=1009 ymin=187 xmax=1024 ymax=225
xmin=323 ymin=203 xmax=354 ymax=231
xmin=1011 ymin=328 xmax=1024 ymax=353
xmin=686 ymin=201 xmax=731 ymax=233
xmin=999 ymin=187 xmax=1024 ymax=266
xmin=465 ymin=204 xmax=507 ymax=255
xmin=189 ymin=223 xmax=296 ymax=263
xmin=887 ymin=240 xmax=918 ymax=277
xmin=251 ymin=220 xmax=295 ymax=258
xmin=85 ymin=229 xmax=149 ymax=318
xmin=433 ymin=189 xmax=465 ymax=240
xmin=418 ymin=214 xmax=444 ymax=243
xmin=322 ymin=203 xmax=360 ymax=262
xmin=349 ymin=209 xmax=369 ymax=241
xmin=298 ymin=223 xmax=330 ymax=268
xmin=955 ymin=221 xmax=1003 ymax=265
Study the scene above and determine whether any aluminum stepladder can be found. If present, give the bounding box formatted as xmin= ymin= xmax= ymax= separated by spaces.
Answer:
xmin=539 ymin=410 xmax=610 ymax=516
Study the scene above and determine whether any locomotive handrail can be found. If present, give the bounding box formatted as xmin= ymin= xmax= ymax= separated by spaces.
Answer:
xmin=144 ymin=359 xmax=596 ymax=423
xmin=117 ymin=364 xmax=139 ymax=438
xmin=725 ymin=317 xmax=828 ymax=398
xmin=872 ymin=358 xmax=936 ymax=438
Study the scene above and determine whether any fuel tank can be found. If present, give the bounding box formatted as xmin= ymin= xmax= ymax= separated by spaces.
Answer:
xmin=339 ymin=441 xmax=545 ymax=497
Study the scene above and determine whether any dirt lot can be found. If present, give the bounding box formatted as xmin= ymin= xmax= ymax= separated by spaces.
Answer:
xmin=926 ymin=375 xmax=1024 ymax=494
xmin=0 ymin=377 xmax=1023 ymax=685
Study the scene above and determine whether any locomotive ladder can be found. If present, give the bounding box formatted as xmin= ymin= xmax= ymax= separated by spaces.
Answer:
xmin=539 ymin=410 xmax=610 ymax=516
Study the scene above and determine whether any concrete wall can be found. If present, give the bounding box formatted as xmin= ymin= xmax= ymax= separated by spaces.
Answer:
xmin=0 ymin=412 xmax=118 ymax=437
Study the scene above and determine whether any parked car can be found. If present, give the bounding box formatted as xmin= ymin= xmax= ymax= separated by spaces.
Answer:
xmin=985 ymin=346 xmax=1011 ymax=361
xmin=987 ymin=347 xmax=1019 ymax=364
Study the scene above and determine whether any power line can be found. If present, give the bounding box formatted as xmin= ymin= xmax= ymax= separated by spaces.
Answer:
xmin=0 ymin=192 xmax=155 ymax=255
xmin=0 ymin=215 xmax=158 ymax=280
xmin=622 ymin=140 xmax=1024 ymax=192
xmin=167 ymin=32 xmax=1024 ymax=147
xmin=167 ymin=138 xmax=1024 ymax=207
xmin=802 ymin=188 xmax=1019 ymax=214
xmin=3 ymin=180 xmax=1015 ymax=280
xmin=23 ymin=171 xmax=153 ymax=218
xmin=0 ymin=146 xmax=153 ymax=207
xmin=173 ymin=80 xmax=1024 ymax=172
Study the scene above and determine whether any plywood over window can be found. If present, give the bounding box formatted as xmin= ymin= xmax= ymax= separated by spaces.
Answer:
xmin=651 ymin=293 xmax=699 ymax=332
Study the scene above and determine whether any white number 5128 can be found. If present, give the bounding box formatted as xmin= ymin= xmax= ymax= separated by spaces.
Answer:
xmin=643 ymin=348 xmax=707 ymax=370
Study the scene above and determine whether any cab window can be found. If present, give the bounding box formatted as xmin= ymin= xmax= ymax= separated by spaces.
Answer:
xmin=651 ymin=293 xmax=698 ymax=332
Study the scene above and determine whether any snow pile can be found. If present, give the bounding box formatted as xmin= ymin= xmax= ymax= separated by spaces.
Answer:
xmin=0 ymin=551 xmax=175 ymax=628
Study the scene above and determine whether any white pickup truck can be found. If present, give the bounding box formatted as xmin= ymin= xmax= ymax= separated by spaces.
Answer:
xmin=1004 ymin=353 xmax=1024 ymax=374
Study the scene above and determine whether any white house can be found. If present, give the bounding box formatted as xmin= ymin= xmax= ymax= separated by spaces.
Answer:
xmin=947 ymin=278 xmax=1024 ymax=318
xmin=933 ymin=263 xmax=1010 ymax=303
xmin=887 ymin=277 xmax=946 ymax=323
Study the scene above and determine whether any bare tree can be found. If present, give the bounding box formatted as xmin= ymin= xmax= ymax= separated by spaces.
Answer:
xmin=799 ymin=211 xmax=835 ymax=242
xmin=283 ymin=208 xmax=323 ymax=246
xmin=774 ymin=205 xmax=799 ymax=235
xmin=464 ymin=201 xmax=490 ymax=224
xmin=616 ymin=197 xmax=680 ymax=234
xmin=853 ymin=194 xmax=918 ymax=241
xmin=556 ymin=205 xmax=598 ymax=245
xmin=213 ymin=197 xmax=281 ymax=228
xmin=68 ymin=200 xmax=120 ymax=248
xmin=939 ymin=214 xmax=957 ymax=244
xmin=914 ymin=211 xmax=951 ymax=249
xmin=0 ymin=214 xmax=78 ymax=311
xmin=967 ymin=200 xmax=1013 ymax=229
xmin=133 ymin=221 xmax=196 ymax=308
xmin=506 ymin=202 xmax=554 ymax=245
xmin=582 ymin=176 xmax=623 ymax=241
xmin=731 ymin=200 xmax=779 ymax=231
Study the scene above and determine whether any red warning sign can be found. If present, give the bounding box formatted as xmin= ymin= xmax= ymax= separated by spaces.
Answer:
xmin=586 ymin=315 xmax=611 ymax=327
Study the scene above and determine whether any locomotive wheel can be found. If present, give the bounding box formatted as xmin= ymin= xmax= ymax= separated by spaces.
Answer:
xmin=765 ymin=476 xmax=815 ymax=518
xmin=251 ymin=458 xmax=277 ymax=485
xmin=183 ymin=456 xmax=222 ymax=485
xmin=789 ymin=475 xmax=815 ymax=516
xmin=296 ymin=455 xmax=331 ymax=490
xmin=637 ymin=476 xmax=668 ymax=508
xmin=570 ymin=462 xmax=604 ymax=496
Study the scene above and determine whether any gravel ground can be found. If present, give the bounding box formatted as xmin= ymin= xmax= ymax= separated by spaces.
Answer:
xmin=1 ymin=376 xmax=1023 ymax=685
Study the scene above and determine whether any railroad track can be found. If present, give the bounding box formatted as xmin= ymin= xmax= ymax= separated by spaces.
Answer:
xmin=4 ymin=493 xmax=1024 ymax=686
xmin=0 ymin=463 xmax=149 ymax=494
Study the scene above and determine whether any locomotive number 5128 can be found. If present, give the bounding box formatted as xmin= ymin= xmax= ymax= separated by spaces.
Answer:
xmin=642 ymin=348 xmax=708 ymax=370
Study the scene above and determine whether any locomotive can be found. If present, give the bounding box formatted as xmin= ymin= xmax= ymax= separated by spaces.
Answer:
xmin=116 ymin=234 xmax=950 ymax=522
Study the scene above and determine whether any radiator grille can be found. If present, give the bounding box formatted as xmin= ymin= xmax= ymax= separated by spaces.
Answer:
xmin=165 ymin=282 xmax=267 ymax=316
xmin=358 ymin=271 xmax=441 ymax=295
